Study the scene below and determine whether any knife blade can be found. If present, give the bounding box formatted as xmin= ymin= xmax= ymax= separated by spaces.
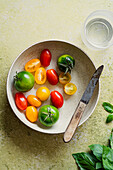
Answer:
xmin=63 ymin=65 xmax=104 ymax=143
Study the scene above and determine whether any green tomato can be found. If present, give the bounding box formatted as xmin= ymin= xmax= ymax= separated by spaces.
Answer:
xmin=38 ymin=105 xmax=59 ymax=127
xmin=14 ymin=71 xmax=35 ymax=92
xmin=57 ymin=54 xmax=75 ymax=74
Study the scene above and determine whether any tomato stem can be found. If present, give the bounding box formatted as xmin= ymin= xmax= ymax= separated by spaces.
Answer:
xmin=59 ymin=63 xmax=68 ymax=68
xmin=65 ymin=57 xmax=73 ymax=68
xmin=42 ymin=107 xmax=54 ymax=123
xmin=59 ymin=60 xmax=72 ymax=75
xmin=41 ymin=112 xmax=48 ymax=115
xmin=14 ymin=72 xmax=22 ymax=81
xmin=44 ymin=115 xmax=49 ymax=121
xmin=47 ymin=106 xmax=51 ymax=113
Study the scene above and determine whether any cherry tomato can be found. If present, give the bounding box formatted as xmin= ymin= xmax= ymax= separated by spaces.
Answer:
xmin=57 ymin=54 xmax=75 ymax=74
xmin=26 ymin=106 xmax=38 ymax=122
xmin=38 ymin=105 xmax=59 ymax=127
xmin=36 ymin=87 xmax=50 ymax=101
xmin=27 ymin=95 xmax=41 ymax=107
xmin=47 ymin=69 xmax=59 ymax=85
xmin=35 ymin=67 xmax=46 ymax=84
xmin=15 ymin=92 xmax=28 ymax=110
xmin=14 ymin=71 xmax=34 ymax=92
xmin=51 ymin=91 xmax=64 ymax=108
xmin=40 ymin=49 xmax=52 ymax=67
xmin=64 ymin=83 xmax=77 ymax=95
xmin=25 ymin=59 xmax=41 ymax=72
xmin=59 ymin=72 xmax=71 ymax=85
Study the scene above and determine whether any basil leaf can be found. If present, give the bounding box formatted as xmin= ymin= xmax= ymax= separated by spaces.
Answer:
xmin=102 ymin=102 xmax=113 ymax=113
xmin=72 ymin=152 xmax=96 ymax=170
xmin=96 ymin=162 xmax=103 ymax=169
xmin=106 ymin=113 xmax=113 ymax=123
xmin=102 ymin=146 xmax=113 ymax=170
xmin=109 ymin=129 xmax=113 ymax=149
xmin=89 ymin=144 xmax=103 ymax=161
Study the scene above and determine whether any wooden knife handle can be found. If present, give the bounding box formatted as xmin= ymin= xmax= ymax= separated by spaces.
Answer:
xmin=63 ymin=101 xmax=86 ymax=143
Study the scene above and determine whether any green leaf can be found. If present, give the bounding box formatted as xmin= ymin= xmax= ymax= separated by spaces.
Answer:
xmin=72 ymin=152 xmax=97 ymax=170
xmin=102 ymin=102 xmax=113 ymax=113
xmin=106 ymin=113 xmax=113 ymax=123
xmin=96 ymin=162 xmax=103 ymax=169
xmin=89 ymin=144 xmax=103 ymax=161
xmin=102 ymin=146 xmax=113 ymax=170
xmin=109 ymin=129 xmax=113 ymax=149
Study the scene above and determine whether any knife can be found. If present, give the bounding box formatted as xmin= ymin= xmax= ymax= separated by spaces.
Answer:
xmin=63 ymin=65 xmax=104 ymax=143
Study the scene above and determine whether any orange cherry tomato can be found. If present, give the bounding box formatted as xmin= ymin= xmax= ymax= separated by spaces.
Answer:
xmin=26 ymin=106 xmax=38 ymax=122
xmin=64 ymin=83 xmax=77 ymax=95
xmin=27 ymin=95 xmax=41 ymax=107
xmin=36 ymin=87 xmax=50 ymax=101
xmin=59 ymin=72 xmax=71 ymax=85
xmin=25 ymin=59 xmax=41 ymax=72
xmin=35 ymin=67 xmax=46 ymax=84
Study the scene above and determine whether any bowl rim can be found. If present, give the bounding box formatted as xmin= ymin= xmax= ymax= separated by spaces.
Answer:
xmin=6 ymin=39 xmax=100 ymax=134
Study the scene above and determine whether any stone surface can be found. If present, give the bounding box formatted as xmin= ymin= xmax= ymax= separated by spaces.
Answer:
xmin=0 ymin=0 xmax=113 ymax=169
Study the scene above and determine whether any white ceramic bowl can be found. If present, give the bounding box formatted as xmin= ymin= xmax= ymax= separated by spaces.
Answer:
xmin=7 ymin=40 xmax=99 ymax=134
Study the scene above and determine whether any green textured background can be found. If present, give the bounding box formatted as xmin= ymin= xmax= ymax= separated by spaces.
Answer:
xmin=0 ymin=0 xmax=113 ymax=169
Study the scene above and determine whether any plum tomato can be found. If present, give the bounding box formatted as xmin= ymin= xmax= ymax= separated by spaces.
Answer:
xmin=26 ymin=106 xmax=38 ymax=122
xmin=64 ymin=83 xmax=77 ymax=95
xmin=36 ymin=87 xmax=50 ymax=101
xmin=25 ymin=59 xmax=41 ymax=72
xmin=59 ymin=72 xmax=71 ymax=85
xmin=40 ymin=49 xmax=52 ymax=67
xmin=51 ymin=91 xmax=64 ymax=108
xmin=47 ymin=69 xmax=59 ymax=85
xmin=14 ymin=71 xmax=35 ymax=92
xmin=27 ymin=95 xmax=41 ymax=107
xmin=15 ymin=92 xmax=28 ymax=110
xmin=35 ymin=67 xmax=46 ymax=84
xmin=38 ymin=105 xmax=59 ymax=127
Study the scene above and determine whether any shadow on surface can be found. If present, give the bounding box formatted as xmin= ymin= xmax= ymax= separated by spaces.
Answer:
xmin=2 ymin=98 xmax=65 ymax=160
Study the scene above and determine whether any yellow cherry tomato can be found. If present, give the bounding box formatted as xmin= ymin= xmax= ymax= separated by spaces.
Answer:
xmin=36 ymin=87 xmax=50 ymax=101
xmin=26 ymin=106 xmax=38 ymax=122
xmin=27 ymin=95 xmax=41 ymax=107
xmin=64 ymin=83 xmax=77 ymax=95
xmin=25 ymin=59 xmax=41 ymax=72
xmin=59 ymin=72 xmax=71 ymax=85
xmin=35 ymin=67 xmax=46 ymax=84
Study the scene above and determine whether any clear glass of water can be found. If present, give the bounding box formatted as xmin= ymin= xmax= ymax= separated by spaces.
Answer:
xmin=81 ymin=10 xmax=113 ymax=50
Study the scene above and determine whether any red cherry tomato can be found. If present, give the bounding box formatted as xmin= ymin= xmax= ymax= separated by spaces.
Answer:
xmin=40 ymin=49 xmax=52 ymax=67
xmin=15 ymin=92 xmax=28 ymax=110
xmin=51 ymin=91 xmax=64 ymax=108
xmin=47 ymin=69 xmax=59 ymax=85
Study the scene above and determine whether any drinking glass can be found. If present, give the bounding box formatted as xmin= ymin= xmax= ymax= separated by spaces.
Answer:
xmin=81 ymin=10 xmax=113 ymax=50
